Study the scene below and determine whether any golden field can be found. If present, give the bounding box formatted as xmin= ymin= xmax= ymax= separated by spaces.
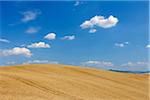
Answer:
xmin=0 ymin=64 xmax=149 ymax=100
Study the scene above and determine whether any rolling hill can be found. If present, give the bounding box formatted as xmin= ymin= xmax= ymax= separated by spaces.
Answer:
xmin=0 ymin=64 xmax=149 ymax=100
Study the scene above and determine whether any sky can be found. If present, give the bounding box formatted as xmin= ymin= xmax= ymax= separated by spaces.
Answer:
xmin=0 ymin=1 xmax=149 ymax=71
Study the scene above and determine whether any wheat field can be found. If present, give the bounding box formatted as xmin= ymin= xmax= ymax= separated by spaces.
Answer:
xmin=0 ymin=64 xmax=149 ymax=100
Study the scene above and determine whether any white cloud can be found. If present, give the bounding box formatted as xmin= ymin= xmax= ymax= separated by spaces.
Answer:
xmin=61 ymin=35 xmax=75 ymax=40
xmin=121 ymin=61 xmax=148 ymax=67
xmin=21 ymin=10 xmax=41 ymax=23
xmin=80 ymin=15 xmax=119 ymax=29
xmin=115 ymin=43 xmax=125 ymax=47
xmin=6 ymin=61 xmax=16 ymax=65
xmin=0 ymin=47 xmax=32 ymax=57
xmin=82 ymin=60 xmax=114 ymax=67
xmin=0 ymin=38 xmax=10 ymax=43
xmin=74 ymin=1 xmax=80 ymax=6
xmin=89 ymin=29 xmax=97 ymax=33
xmin=146 ymin=44 xmax=150 ymax=48
xmin=115 ymin=42 xmax=129 ymax=48
xmin=25 ymin=27 xmax=40 ymax=34
xmin=119 ymin=61 xmax=149 ymax=71
xmin=27 ymin=42 xmax=50 ymax=48
xmin=124 ymin=42 xmax=129 ymax=45
xmin=23 ymin=60 xmax=58 ymax=64
xmin=44 ymin=33 xmax=56 ymax=40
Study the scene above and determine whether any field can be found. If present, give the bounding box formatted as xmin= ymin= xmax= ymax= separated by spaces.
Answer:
xmin=0 ymin=64 xmax=149 ymax=100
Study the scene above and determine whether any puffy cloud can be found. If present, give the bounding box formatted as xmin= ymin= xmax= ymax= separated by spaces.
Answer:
xmin=44 ymin=33 xmax=56 ymax=40
xmin=0 ymin=47 xmax=32 ymax=57
xmin=146 ymin=44 xmax=150 ymax=48
xmin=27 ymin=42 xmax=50 ymax=48
xmin=74 ymin=1 xmax=80 ymax=6
xmin=115 ymin=42 xmax=129 ymax=48
xmin=82 ymin=60 xmax=114 ymax=67
xmin=80 ymin=15 xmax=118 ymax=29
xmin=115 ymin=43 xmax=125 ymax=47
xmin=0 ymin=38 xmax=10 ymax=43
xmin=121 ymin=61 xmax=148 ymax=67
xmin=23 ymin=60 xmax=58 ymax=64
xmin=124 ymin=42 xmax=129 ymax=45
xmin=61 ymin=35 xmax=75 ymax=40
xmin=25 ymin=27 xmax=41 ymax=34
xmin=89 ymin=29 xmax=97 ymax=33
xmin=21 ymin=10 xmax=41 ymax=23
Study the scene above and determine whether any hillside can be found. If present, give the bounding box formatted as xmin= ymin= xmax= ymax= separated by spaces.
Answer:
xmin=0 ymin=64 xmax=149 ymax=100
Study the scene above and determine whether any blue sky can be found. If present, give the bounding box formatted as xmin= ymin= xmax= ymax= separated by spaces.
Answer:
xmin=0 ymin=1 xmax=149 ymax=71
